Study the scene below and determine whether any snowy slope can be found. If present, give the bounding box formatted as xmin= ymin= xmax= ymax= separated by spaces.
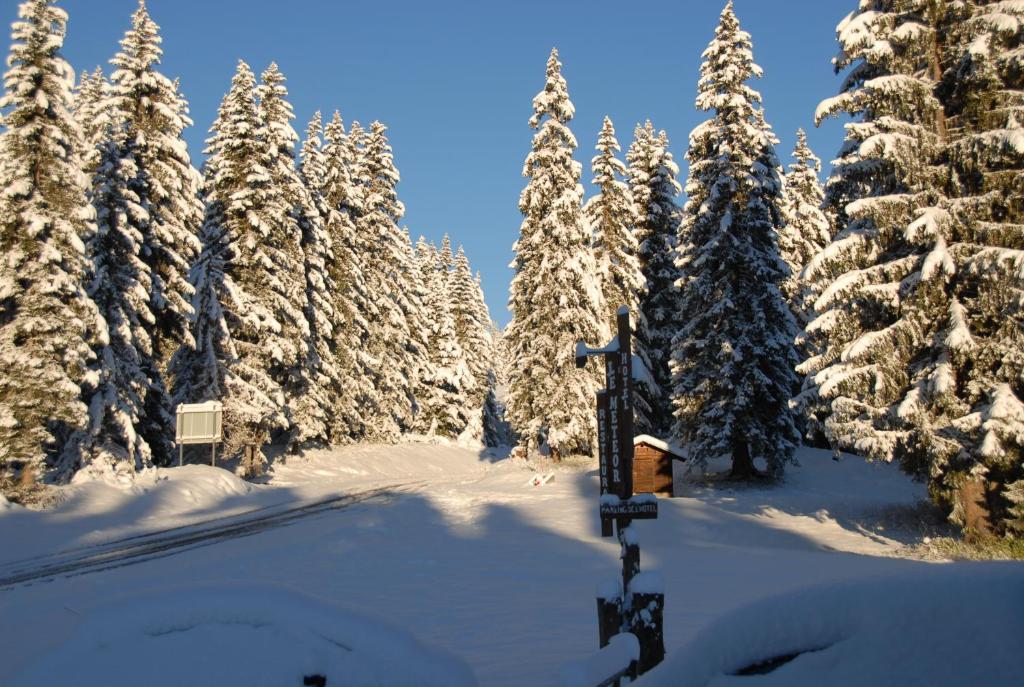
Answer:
xmin=1 ymin=445 xmax=1018 ymax=686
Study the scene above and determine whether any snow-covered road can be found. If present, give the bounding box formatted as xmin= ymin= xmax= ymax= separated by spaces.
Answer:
xmin=0 ymin=482 xmax=423 ymax=588
xmin=2 ymin=443 xmax=1013 ymax=686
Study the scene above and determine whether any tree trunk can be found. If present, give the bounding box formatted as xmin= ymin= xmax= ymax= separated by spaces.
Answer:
xmin=730 ymin=442 xmax=757 ymax=480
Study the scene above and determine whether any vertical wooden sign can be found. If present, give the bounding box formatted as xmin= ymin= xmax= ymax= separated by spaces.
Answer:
xmin=616 ymin=310 xmax=635 ymax=500
xmin=596 ymin=389 xmax=614 ymax=538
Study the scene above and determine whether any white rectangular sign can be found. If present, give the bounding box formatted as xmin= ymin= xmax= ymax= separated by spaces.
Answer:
xmin=175 ymin=402 xmax=223 ymax=445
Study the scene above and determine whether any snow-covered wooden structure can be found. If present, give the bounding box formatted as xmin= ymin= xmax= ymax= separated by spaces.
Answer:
xmin=632 ymin=435 xmax=685 ymax=497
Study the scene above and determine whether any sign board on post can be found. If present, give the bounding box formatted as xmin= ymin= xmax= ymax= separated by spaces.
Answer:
xmin=575 ymin=308 xmax=665 ymax=677
xmin=175 ymin=402 xmax=223 ymax=466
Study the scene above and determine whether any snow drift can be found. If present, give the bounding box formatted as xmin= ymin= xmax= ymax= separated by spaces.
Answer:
xmin=9 ymin=584 xmax=477 ymax=687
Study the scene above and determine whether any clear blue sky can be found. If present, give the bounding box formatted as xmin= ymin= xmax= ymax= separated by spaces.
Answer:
xmin=23 ymin=0 xmax=850 ymax=327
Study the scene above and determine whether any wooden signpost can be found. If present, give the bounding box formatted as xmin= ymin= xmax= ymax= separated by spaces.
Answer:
xmin=576 ymin=308 xmax=665 ymax=681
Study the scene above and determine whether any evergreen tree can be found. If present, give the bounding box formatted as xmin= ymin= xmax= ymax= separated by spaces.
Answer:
xmin=482 ymin=325 xmax=512 ymax=448
xmin=400 ymin=225 xmax=432 ymax=433
xmin=438 ymin=234 xmax=454 ymax=275
xmin=73 ymin=66 xmax=108 ymax=173
xmin=778 ymin=129 xmax=831 ymax=326
xmin=107 ymin=0 xmax=202 ymax=464
xmin=297 ymin=111 xmax=342 ymax=446
xmin=804 ymin=0 xmax=1024 ymax=534
xmin=588 ymin=116 xmax=643 ymax=331
xmin=506 ymin=48 xmax=604 ymax=459
xmin=0 ymin=0 xmax=105 ymax=486
xmin=250 ymin=63 xmax=318 ymax=449
xmin=321 ymin=111 xmax=374 ymax=441
xmin=450 ymin=247 xmax=490 ymax=406
xmin=671 ymin=1 xmax=799 ymax=479
xmin=627 ymin=121 xmax=682 ymax=435
xmin=412 ymin=237 xmax=442 ymax=434
xmin=587 ymin=116 xmax=654 ymax=432
xmin=417 ymin=241 xmax=472 ymax=437
xmin=83 ymin=127 xmax=156 ymax=476
xmin=173 ymin=61 xmax=289 ymax=455
xmin=354 ymin=121 xmax=420 ymax=439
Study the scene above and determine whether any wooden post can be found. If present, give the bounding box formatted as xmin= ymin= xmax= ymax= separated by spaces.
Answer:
xmin=577 ymin=309 xmax=665 ymax=678
xmin=630 ymin=592 xmax=666 ymax=673
xmin=596 ymin=596 xmax=622 ymax=649
xmin=619 ymin=528 xmax=640 ymax=601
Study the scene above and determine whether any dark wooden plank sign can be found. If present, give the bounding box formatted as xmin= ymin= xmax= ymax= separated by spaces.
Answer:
xmin=599 ymin=501 xmax=658 ymax=519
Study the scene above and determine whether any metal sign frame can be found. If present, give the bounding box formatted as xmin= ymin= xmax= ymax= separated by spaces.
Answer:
xmin=175 ymin=402 xmax=224 ymax=466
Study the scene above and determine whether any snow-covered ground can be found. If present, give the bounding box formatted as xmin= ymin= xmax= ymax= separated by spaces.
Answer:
xmin=1 ymin=445 xmax=1019 ymax=685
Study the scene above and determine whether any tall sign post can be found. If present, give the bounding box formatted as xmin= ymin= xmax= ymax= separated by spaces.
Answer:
xmin=576 ymin=307 xmax=665 ymax=679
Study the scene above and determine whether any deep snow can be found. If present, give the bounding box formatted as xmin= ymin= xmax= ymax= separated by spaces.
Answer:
xmin=1 ymin=444 xmax=1020 ymax=686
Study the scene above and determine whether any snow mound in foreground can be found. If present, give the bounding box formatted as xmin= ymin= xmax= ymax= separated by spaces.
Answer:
xmin=10 ymin=584 xmax=477 ymax=687
xmin=638 ymin=564 xmax=1023 ymax=687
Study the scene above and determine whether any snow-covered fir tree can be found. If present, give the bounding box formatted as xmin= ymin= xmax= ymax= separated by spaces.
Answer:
xmin=173 ymin=61 xmax=289 ymax=456
xmin=249 ymin=64 xmax=320 ymax=449
xmin=506 ymin=48 xmax=604 ymax=459
xmin=320 ymin=111 xmax=374 ymax=441
xmin=450 ymin=247 xmax=491 ymax=406
xmin=246 ymin=62 xmax=321 ymax=450
xmin=588 ymin=116 xmax=643 ymax=332
xmin=400 ymin=225 xmax=432 ymax=433
xmin=779 ymin=129 xmax=831 ymax=326
xmin=586 ymin=116 xmax=655 ymax=433
xmin=672 ymin=1 xmax=800 ymax=479
xmin=0 ymin=0 xmax=105 ymax=487
xmin=296 ymin=111 xmax=343 ymax=447
xmin=416 ymin=239 xmax=472 ymax=437
xmin=627 ymin=120 xmax=682 ymax=435
xmin=353 ymin=121 xmax=422 ymax=439
xmin=482 ymin=324 xmax=512 ymax=448
xmin=804 ymin=0 xmax=1024 ymax=535
xmin=83 ymin=127 xmax=157 ymax=476
xmin=106 ymin=0 xmax=203 ymax=464
xmin=73 ymin=66 xmax=109 ymax=173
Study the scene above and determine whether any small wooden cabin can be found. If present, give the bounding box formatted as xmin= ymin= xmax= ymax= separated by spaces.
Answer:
xmin=633 ymin=435 xmax=686 ymax=497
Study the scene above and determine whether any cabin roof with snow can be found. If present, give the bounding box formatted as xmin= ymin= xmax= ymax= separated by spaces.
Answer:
xmin=633 ymin=434 xmax=686 ymax=460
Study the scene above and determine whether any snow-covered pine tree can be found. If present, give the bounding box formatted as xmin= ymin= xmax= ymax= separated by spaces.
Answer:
xmin=627 ymin=121 xmax=682 ymax=435
xmin=586 ymin=116 xmax=655 ymax=433
xmin=400 ymin=225 xmax=432 ymax=433
xmin=450 ymin=247 xmax=490 ymax=405
xmin=506 ymin=48 xmax=604 ymax=459
xmin=779 ymin=129 xmax=831 ymax=327
xmin=107 ymin=0 xmax=203 ymax=464
xmin=0 ymin=0 xmax=105 ymax=487
xmin=250 ymin=63 xmax=319 ymax=450
xmin=297 ymin=111 xmax=343 ymax=446
xmin=464 ymin=269 xmax=502 ymax=443
xmin=354 ymin=121 xmax=420 ymax=439
xmin=483 ymin=322 xmax=512 ymax=447
xmin=805 ymin=1 xmax=1024 ymax=535
xmin=82 ymin=126 xmax=157 ymax=477
xmin=671 ymin=1 xmax=800 ymax=479
xmin=438 ymin=234 xmax=454 ymax=276
xmin=411 ymin=237 xmax=442 ymax=434
xmin=587 ymin=116 xmax=642 ymax=333
xmin=172 ymin=60 xmax=289 ymax=457
xmin=321 ymin=111 xmax=374 ymax=441
xmin=73 ymin=66 xmax=109 ymax=173
xmin=416 ymin=240 xmax=472 ymax=437
xmin=939 ymin=0 xmax=1024 ymax=535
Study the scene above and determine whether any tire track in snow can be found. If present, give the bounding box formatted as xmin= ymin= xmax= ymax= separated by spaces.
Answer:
xmin=0 ymin=481 xmax=425 ymax=589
